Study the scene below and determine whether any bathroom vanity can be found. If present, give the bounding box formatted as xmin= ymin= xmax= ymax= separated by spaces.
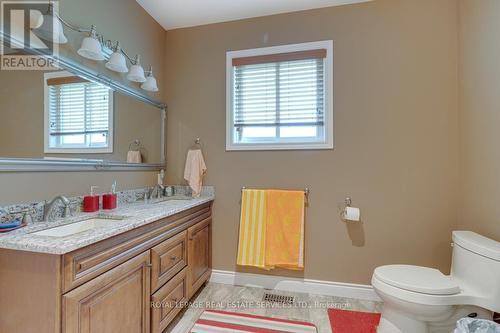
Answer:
xmin=0 ymin=198 xmax=213 ymax=333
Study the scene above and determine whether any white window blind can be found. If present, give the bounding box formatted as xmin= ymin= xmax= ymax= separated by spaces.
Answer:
xmin=227 ymin=42 xmax=333 ymax=151
xmin=234 ymin=58 xmax=325 ymax=130
xmin=45 ymin=75 xmax=113 ymax=153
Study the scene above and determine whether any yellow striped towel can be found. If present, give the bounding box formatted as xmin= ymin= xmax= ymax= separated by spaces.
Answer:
xmin=236 ymin=189 xmax=269 ymax=269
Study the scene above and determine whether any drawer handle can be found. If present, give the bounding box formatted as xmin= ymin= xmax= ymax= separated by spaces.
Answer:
xmin=145 ymin=263 xmax=153 ymax=268
xmin=170 ymin=256 xmax=178 ymax=261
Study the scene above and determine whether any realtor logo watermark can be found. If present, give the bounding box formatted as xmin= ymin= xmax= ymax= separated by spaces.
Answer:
xmin=1 ymin=1 xmax=59 ymax=70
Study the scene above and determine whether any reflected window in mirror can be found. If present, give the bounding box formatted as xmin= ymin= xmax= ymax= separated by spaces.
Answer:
xmin=44 ymin=71 xmax=114 ymax=153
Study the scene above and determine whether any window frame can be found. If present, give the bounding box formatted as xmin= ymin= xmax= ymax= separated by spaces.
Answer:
xmin=43 ymin=71 xmax=114 ymax=154
xmin=226 ymin=40 xmax=334 ymax=151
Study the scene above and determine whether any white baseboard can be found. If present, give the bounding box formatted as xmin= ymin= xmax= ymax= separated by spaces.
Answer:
xmin=210 ymin=270 xmax=381 ymax=302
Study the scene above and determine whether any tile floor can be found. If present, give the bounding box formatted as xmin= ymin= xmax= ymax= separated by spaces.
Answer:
xmin=166 ymin=282 xmax=382 ymax=333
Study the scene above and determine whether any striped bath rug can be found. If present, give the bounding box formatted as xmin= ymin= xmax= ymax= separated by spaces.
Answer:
xmin=191 ymin=310 xmax=317 ymax=332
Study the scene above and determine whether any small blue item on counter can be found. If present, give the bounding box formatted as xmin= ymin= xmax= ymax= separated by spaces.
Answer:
xmin=455 ymin=318 xmax=500 ymax=333
xmin=0 ymin=219 xmax=22 ymax=229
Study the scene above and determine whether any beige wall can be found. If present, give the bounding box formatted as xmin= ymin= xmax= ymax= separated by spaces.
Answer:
xmin=458 ymin=0 xmax=500 ymax=240
xmin=164 ymin=0 xmax=460 ymax=284
xmin=0 ymin=0 xmax=166 ymax=205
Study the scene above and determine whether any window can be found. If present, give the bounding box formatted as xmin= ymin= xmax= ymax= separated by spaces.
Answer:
xmin=44 ymin=72 xmax=113 ymax=153
xmin=226 ymin=41 xmax=333 ymax=151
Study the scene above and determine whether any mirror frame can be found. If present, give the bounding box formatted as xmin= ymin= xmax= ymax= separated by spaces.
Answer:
xmin=0 ymin=30 xmax=167 ymax=172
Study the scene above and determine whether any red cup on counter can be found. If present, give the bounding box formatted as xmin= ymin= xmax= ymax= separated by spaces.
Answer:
xmin=102 ymin=194 xmax=117 ymax=210
xmin=83 ymin=195 xmax=100 ymax=213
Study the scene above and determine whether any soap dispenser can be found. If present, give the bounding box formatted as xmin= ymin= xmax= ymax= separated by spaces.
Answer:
xmin=83 ymin=186 xmax=100 ymax=213
xmin=103 ymin=181 xmax=118 ymax=210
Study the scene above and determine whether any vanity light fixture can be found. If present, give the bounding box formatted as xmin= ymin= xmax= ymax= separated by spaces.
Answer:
xmin=77 ymin=25 xmax=105 ymax=61
xmin=127 ymin=55 xmax=147 ymax=83
xmin=105 ymin=41 xmax=128 ymax=73
xmin=141 ymin=66 xmax=159 ymax=92
xmin=31 ymin=1 xmax=158 ymax=92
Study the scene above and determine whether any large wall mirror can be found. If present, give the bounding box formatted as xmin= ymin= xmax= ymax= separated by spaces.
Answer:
xmin=0 ymin=69 xmax=165 ymax=170
xmin=0 ymin=31 xmax=166 ymax=172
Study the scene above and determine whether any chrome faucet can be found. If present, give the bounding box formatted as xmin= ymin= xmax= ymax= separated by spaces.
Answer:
xmin=44 ymin=195 xmax=72 ymax=222
xmin=150 ymin=184 xmax=165 ymax=200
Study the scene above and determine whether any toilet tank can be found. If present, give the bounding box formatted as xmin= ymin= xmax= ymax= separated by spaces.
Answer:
xmin=450 ymin=231 xmax=500 ymax=311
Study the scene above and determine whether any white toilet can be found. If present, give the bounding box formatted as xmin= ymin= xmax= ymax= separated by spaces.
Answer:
xmin=372 ymin=231 xmax=500 ymax=333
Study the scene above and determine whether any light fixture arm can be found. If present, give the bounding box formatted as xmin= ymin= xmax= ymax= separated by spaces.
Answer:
xmin=44 ymin=2 xmax=90 ymax=34
xmin=120 ymin=49 xmax=137 ymax=64
xmin=98 ymin=39 xmax=138 ymax=65
xmin=53 ymin=11 xmax=91 ymax=34
xmin=102 ymin=40 xmax=133 ymax=63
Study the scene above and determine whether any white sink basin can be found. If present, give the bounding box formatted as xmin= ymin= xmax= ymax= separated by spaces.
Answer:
xmin=32 ymin=217 xmax=126 ymax=238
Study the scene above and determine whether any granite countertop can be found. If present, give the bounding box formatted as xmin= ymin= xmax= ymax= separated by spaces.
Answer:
xmin=0 ymin=195 xmax=214 ymax=255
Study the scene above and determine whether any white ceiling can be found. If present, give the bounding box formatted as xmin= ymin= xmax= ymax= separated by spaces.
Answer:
xmin=136 ymin=0 xmax=372 ymax=31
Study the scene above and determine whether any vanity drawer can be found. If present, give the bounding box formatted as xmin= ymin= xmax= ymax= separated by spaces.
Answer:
xmin=62 ymin=203 xmax=211 ymax=293
xmin=151 ymin=267 xmax=188 ymax=333
xmin=151 ymin=230 xmax=187 ymax=292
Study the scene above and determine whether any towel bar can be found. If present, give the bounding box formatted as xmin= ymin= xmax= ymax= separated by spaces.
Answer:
xmin=241 ymin=187 xmax=310 ymax=201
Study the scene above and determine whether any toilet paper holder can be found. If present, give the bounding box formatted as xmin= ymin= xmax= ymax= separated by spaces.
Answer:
xmin=340 ymin=197 xmax=361 ymax=221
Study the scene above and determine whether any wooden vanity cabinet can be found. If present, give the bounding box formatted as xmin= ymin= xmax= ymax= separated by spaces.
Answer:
xmin=0 ymin=202 xmax=212 ymax=333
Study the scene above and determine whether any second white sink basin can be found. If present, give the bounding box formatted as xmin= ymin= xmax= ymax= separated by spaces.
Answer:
xmin=32 ymin=217 xmax=126 ymax=238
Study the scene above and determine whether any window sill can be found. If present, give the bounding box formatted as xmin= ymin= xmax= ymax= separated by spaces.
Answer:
xmin=44 ymin=148 xmax=113 ymax=154
xmin=226 ymin=142 xmax=334 ymax=151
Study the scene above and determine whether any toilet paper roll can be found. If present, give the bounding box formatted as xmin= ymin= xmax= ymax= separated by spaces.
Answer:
xmin=344 ymin=207 xmax=361 ymax=221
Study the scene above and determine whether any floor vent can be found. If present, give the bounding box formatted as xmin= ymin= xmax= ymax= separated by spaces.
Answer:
xmin=263 ymin=293 xmax=294 ymax=305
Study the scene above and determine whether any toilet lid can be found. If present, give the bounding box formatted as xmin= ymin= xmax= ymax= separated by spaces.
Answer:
xmin=374 ymin=265 xmax=460 ymax=295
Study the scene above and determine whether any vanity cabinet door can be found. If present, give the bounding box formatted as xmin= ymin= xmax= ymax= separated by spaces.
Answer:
xmin=63 ymin=251 xmax=151 ymax=333
xmin=187 ymin=218 xmax=211 ymax=298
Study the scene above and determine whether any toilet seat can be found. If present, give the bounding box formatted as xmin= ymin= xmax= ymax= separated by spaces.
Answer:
xmin=374 ymin=265 xmax=460 ymax=295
